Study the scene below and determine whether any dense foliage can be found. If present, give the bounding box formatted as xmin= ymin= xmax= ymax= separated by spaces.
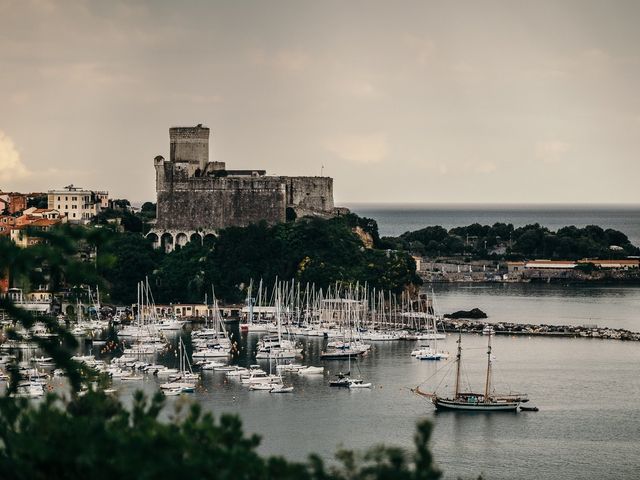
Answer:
xmin=91 ymin=201 xmax=157 ymax=234
xmin=92 ymin=207 xmax=144 ymax=233
xmin=26 ymin=194 xmax=48 ymax=210
xmin=0 ymin=391 xmax=442 ymax=480
xmin=386 ymin=222 xmax=639 ymax=260
xmin=98 ymin=233 xmax=163 ymax=304
xmin=99 ymin=215 xmax=421 ymax=305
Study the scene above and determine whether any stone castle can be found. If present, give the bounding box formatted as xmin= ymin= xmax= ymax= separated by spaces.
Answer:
xmin=148 ymin=125 xmax=336 ymax=251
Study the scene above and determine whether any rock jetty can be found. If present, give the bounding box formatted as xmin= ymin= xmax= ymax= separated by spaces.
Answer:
xmin=438 ymin=319 xmax=640 ymax=341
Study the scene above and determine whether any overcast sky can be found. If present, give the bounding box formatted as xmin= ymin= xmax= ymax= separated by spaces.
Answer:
xmin=1 ymin=0 xmax=639 ymax=204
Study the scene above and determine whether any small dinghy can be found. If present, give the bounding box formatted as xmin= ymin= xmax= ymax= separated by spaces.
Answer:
xmin=520 ymin=405 xmax=539 ymax=412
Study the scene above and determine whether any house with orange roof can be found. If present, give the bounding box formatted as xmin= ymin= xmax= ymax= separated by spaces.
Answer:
xmin=10 ymin=218 xmax=62 ymax=247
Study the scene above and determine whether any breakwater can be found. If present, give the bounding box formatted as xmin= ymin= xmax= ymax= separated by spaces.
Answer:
xmin=439 ymin=319 xmax=640 ymax=341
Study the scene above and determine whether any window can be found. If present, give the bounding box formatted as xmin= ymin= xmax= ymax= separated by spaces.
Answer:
xmin=72 ymin=213 xmax=76 ymax=218
xmin=57 ymin=196 xmax=60 ymax=201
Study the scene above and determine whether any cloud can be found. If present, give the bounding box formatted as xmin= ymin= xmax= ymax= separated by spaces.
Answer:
xmin=250 ymin=49 xmax=311 ymax=72
xmin=40 ymin=62 xmax=136 ymax=87
xmin=469 ymin=161 xmax=498 ymax=174
xmin=0 ymin=131 xmax=30 ymax=182
xmin=341 ymin=79 xmax=382 ymax=99
xmin=535 ymin=141 xmax=571 ymax=164
xmin=273 ymin=50 xmax=311 ymax=72
xmin=403 ymin=35 xmax=436 ymax=66
xmin=325 ymin=133 xmax=389 ymax=164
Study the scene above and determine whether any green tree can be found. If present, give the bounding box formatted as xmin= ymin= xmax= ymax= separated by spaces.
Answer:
xmin=98 ymin=232 xmax=161 ymax=304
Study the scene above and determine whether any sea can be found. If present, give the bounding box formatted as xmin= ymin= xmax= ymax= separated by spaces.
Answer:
xmin=345 ymin=203 xmax=640 ymax=246
xmin=121 ymin=205 xmax=640 ymax=480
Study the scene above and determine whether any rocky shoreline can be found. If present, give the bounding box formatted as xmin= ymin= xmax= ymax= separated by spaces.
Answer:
xmin=439 ymin=318 xmax=640 ymax=341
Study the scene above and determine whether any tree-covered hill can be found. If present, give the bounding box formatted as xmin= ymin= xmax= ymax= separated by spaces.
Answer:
xmin=99 ymin=214 xmax=421 ymax=305
xmin=384 ymin=222 xmax=639 ymax=260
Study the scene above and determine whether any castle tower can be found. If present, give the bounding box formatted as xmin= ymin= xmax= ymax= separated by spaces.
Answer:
xmin=169 ymin=124 xmax=209 ymax=172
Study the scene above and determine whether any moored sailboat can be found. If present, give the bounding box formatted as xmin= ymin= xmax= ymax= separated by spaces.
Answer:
xmin=415 ymin=332 xmax=528 ymax=411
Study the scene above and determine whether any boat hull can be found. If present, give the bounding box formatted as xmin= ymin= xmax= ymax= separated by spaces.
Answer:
xmin=433 ymin=397 xmax=519 ymax=411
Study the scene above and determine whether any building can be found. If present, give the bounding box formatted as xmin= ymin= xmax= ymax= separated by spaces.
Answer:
xmin=578 ymin=259 xmax=640 ymax=269
xmin=10 ymin=218 xmax=62 ymax=247
xmin=17 ymin=208 xmax=62 ymax=224
xmin=0 ymin=215 xmax=16 ymax=236
xmin=0 ymin=195 xmax=8 ymax=214
xmin=0 ymin=269 xmax=8 ymax=294
xmin=148 ymin=125 xmax=337 ymax=251
xmin=0 ymin=192 xmax=28 ymax=214
xmin=47 ymin=185 xmax=109 ymax=223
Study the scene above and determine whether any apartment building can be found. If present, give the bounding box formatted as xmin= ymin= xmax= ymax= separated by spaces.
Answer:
xmin=47 ymin=185 xmax=109 ymax=223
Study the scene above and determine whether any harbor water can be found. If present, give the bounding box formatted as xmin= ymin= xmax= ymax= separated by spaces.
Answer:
xmin=113 ymin=205 xmax=640 ymax=479
xmin=113 ymin=283 xmax=640 ymax=480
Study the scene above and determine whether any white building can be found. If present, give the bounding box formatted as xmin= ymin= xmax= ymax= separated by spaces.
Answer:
xmin=47 ymin=185 xmax=109 ymax=223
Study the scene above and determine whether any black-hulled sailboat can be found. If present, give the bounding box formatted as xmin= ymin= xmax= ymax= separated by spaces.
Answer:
xmin=416 ymin=332 xmax=528 ymax=411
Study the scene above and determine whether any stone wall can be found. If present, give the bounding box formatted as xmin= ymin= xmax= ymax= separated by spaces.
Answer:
xmin=170 ymin=125 xmax=209 ymax=170
xmin=281 ymin=176 xmax=334 ymax=213
xmin=150 ymin=125 xmax=336 ymax=250
xmin=155 ymin=161 xmax=288 ymax=230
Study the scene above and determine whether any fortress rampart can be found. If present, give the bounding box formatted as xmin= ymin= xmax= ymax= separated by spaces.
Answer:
xmin=148 ymin=125 xmax=335 ymax=251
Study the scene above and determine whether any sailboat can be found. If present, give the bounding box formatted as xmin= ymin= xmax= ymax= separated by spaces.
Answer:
xmin=328 ymin=317 xmax=372 ymax=389
xmin=415 ymin=332 xmax=527 ymax=411
xmin=161 ymin=338 xmax=198 ymax=393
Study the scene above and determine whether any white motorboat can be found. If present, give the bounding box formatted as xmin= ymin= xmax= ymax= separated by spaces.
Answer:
xmin=482 ymin=325 xmax=495 ymax=336
xmin=348 ymin=379 xmax=372 ymax=389
xmin=160 ymin=381 xmax=196 ymax=391
xmin=192 ymin=347 xmax=229 ymax=359
xmin=225 ymin=367 xmax=249 ymax=377
xmin=297 ymin=366 xmax=324 ymax=375
xmin=275 ymin=363 xmax=304 ymax=372
xmin=13 ymin=381 xmax=45 ymax=398
xmin=413 ymin=347 xmax=449 ymax=361
xmin=270 ymin=385 xmax=294 ymax=393
xmin=162 ymin=387 xmax=183 ymax=396
xmin=249 ymin=381 xmax=281 ymax=391
xmin=198 ymin=361 xmax=226 ymax=370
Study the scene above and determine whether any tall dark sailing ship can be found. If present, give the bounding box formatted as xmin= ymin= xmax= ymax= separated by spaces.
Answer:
xmin=416 ymin=332 xmax=528 ymax=411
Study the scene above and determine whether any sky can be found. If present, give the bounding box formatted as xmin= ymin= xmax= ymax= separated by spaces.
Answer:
xmin=1 ymin=0 xmax=639 ymax=204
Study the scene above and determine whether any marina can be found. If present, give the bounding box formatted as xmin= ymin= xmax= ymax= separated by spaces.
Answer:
xmin=1 ymin=282 xmax=639 ymax=479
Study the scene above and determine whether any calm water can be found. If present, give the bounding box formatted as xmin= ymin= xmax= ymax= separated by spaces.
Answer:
xmin=111 ymin=283 xmax=640 ymax=480
xmin=116 ymin=205 xmax=640 ymax=479
xmin=346 ymin=203 xmax=640 ymax=246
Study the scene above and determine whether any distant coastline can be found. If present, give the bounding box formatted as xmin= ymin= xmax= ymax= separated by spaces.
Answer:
xmin=346 ymin=203 xmax=640 ymax=246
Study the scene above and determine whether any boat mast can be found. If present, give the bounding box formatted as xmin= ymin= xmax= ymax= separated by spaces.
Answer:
xmin=454 ymin=330 xmax=462 ymax=398
xmin=484 ymin=334 xmax=492 ymax=402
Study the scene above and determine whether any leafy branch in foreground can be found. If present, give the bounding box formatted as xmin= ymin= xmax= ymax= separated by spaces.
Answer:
xmin=0 ymin=226 xmax=110 ymax=393
xmin=0 ymin=390 xmax=441 ymax=480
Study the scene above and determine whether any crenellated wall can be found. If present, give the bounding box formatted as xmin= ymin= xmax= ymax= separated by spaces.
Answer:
xmin=150 ymin=126 xmax=336 ymax=249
